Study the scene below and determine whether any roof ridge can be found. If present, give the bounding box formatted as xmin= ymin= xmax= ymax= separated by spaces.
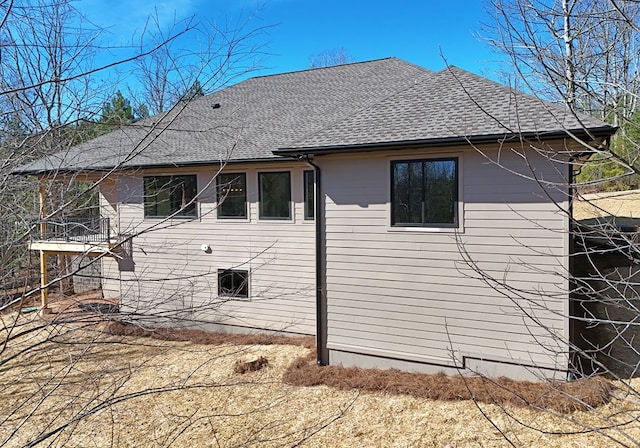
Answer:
xmin=244 ymin=57 xmax=405 ymax=81
xmin=191 ymin=57 xmax=434 ymax=106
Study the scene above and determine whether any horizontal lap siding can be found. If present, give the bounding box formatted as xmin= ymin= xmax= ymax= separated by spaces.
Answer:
xmin=100 ymin=181 xmax=120 ymax=298
xmin=321 ymin=147 xmax=569 ymax=370
xmin=115 ymin=164 xmax=316 ymax=334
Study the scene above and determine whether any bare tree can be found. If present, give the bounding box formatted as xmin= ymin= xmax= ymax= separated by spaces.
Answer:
xmin=133 ymin=9 xmax=269 ymax=115
xmin=434 ymin=1 xmax=640 ymax=445
xmin=485 ymin=0 xmax=640 ymax=189
xmin=0 ymin=0 xmax=105 ymax=296
xmin=309 ymin=47 xmax=354 ymax=68
xmin=0 ymin=1 xmax=347 ymax=447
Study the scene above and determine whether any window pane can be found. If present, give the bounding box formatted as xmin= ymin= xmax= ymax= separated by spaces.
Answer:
xmin=392 ymin=162 xmax=407 ymax=224
xmin=424 ymin=159 xmax=457 ymax=225
xmin=408 ymin=162 xmax=424 ymax=224
xmin=217 ymin=173 xmax=247 ymax=218
xmin=143 ymin=177 xmax=160 ymax=217
xmin=259 ymin=171 xmax=291 ymax=219
xmin=177 ymin=176 xmax=197 ymax=216
xmin=391 ymin=158 xmax=458 ymax=227
xmin=144 ymin=175 xmax=197 ymax=218
xmin=304 ymin=170 xmax=314 ymax=220
xmin=218 ymin=269 xmax=249 ymax=298
xmin=392 ymin=161 xmax=424 ymax=225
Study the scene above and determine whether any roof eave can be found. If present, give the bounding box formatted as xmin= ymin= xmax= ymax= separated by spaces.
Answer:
xmin=11 ymin=155 xmax=298 ymax=176
xmin=274 ymin=126 xmax=618 ymax=157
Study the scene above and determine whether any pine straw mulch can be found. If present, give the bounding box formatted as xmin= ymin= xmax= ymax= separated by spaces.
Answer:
xmin=107 ymin=321 xmax=613 ymax=414
xmin=283 ymin=352 xmax=613 ymax=414
xmin=104 ymin=320 xmax=316 ymax=348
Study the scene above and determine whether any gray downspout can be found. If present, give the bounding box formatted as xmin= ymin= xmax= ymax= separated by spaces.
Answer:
xmin=303 ymin=155 xmax=328 ymax=366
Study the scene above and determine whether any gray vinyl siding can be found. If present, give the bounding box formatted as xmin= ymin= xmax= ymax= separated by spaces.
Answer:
xmin=320 ymin=145 xmax=570 ymax=373
xmin=99 ymin=179 xmax=120 ymax=299
xmin=110 ymin=163 xmax=316 ymax=334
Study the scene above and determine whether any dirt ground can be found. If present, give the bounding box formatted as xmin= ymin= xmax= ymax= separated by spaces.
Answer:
xmin=2 ymin=293 xmax=640 ymax=448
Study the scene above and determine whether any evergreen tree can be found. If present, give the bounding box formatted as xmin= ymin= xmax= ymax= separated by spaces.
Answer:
xmin=100 ymin=91 xmax=135 ymax=127
xmin=179 ymin=80 xmax=205 ymax=103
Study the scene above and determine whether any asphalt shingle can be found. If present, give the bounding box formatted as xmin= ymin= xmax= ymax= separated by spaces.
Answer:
xmin=14 ymin=58 xmax=614 ymax=174
xmin=282 ymin=66 xmax=613 ymax=151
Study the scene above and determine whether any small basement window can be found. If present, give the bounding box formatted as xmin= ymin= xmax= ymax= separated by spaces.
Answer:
xmin=218 ymin=269 xmax=249 ymax=299
xmin=144 ymin=175 xmax=197 ymax=218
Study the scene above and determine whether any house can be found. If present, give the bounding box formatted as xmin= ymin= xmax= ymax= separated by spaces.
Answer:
xmin=15 ymin=58 xmax=617 ymax=380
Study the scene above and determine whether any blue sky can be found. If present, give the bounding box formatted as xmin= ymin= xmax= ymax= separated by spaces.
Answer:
xmin=80 ymin=0 xmax=506 ymax=84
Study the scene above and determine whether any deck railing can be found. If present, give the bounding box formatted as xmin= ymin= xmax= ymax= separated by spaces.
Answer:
xmin=33 ymin=217 xmax=111 ymax=243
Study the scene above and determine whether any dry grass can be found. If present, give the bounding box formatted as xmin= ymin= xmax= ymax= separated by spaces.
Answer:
xmin=108 ymin=322 xmax=613 ymax=414
xmin=3 ymin=298 xmax=640 ymax=447
xmin=574 ymin=189 xmax=640 ymax=220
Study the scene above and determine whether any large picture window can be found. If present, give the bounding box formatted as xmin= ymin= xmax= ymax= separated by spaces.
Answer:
xmin=216 ymin=173 xmax=247 ymax=218
xmin=391 ymin=158 xmax=458 ymax=227
xmin=259 ymin=171 xmax=291 ymax=219
xmin=143 ymin=175 xmax=197 ymax=218
xmin=218 ymin=269 xmax=249 ymax=299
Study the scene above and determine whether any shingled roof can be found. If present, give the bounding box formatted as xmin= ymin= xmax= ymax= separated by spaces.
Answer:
xmin=277 ymin=66 xmax=614 ymax=153
xmin=15 ymin=57 xmax=615 ymax=174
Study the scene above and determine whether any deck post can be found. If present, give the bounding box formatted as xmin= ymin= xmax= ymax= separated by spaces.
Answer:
xmin=38 ymin=179 xmax=50 ymax=313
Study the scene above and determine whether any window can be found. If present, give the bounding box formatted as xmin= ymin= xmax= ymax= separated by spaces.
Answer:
xmin=218 ymin=269 xmax=249 ymax=298
xmin=143 ymin=175 xmax=197 ymax=218
xmin=391 ymin=158 xmax=458 ymax=227
xmin=259 ymin=171 xmax=291 ymax=219
xmin=216 ymin=173 xmax=247 ymax=218
xmin=303 ymin=170 xmax=315 ymax=220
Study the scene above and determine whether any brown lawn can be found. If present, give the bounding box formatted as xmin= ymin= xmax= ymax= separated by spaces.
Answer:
xmin=574 ymin=189 xmax=640 ymax=220
xmin=1 ymin=293 xmax=640 ymax=447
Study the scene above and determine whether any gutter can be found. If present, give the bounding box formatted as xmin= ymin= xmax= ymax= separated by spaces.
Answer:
xmin=11 ymin=156 xmax=300 ymax=176
xmin=275 ymin=126 xmax=618 ymax=157
xmin=302 ymin=155 xmax=328 ymax=366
